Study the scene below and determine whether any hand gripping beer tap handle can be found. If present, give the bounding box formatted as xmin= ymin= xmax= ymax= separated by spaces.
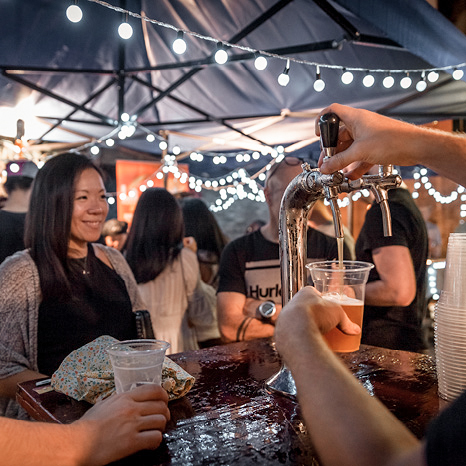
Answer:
xmin=319 ymin=112 xmax=340 ymax=160
xmin=318 ymin=113 xmax=344 ymax=239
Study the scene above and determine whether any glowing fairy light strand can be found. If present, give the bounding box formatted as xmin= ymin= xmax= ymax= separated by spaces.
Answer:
xmin=87 ymin=0 xmax=466 ymax=75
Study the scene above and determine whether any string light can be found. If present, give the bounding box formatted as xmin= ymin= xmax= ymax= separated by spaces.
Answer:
xmin=90 ymin=145 xmax=100 ymax=155
xmin=428 ymin=70 xmax=439 ymax=82
xmin=382 ymin=73 xmax=394 ymax=88
xmin=172 ymin=31 xmax=187 ymax=55
xmin=254 ymin=55 xmax=268 ymax=71
xmin=85 ymin=0 xmax=466 ymax=83
xmin=118 ymin=14 xmax=133 ymax=40
xmin=362 ymin=71 xmax=375 ymax=87
xmin=453 ymin=68 xmax=464 ymax=80
xmin=400 ymin=73 xmax=412 ymax=89
xmin=66 ymin=2 xmax=83 ymax=23
xmin=214 ymin=42 xmax=228 ymax=65
xmin=411 ymin=167 xmax=464 ymax=205
xmin=159 ymin=140 xmax=168 ymax=151
xmin=313 ymin=66 xmax=325 ymax=92
xmin=341 ymin=69 xmax=353 ymax=85
xmin=278 ymin=59 xmax=290 ymax=87
xmin=416 ymin=71 xmax=427 ymax=92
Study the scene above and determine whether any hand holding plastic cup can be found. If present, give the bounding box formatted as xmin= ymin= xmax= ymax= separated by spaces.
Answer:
xmin=107 ymin=339 xmax=170 ymax=393
xmin=306 ymin=260 xmax=374 ymax=352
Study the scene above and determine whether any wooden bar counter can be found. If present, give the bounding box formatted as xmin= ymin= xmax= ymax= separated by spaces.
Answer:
xmin=17 ymin=339 xmax=439 ymax=465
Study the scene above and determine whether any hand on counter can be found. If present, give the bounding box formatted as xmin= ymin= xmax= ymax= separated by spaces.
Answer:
xmin=76 ymin=384 xmax=170 ymax=466
xmin=1 ymin=384 xmax=170 ymax=466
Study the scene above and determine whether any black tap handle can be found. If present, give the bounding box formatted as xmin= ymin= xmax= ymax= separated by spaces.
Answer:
xmin=319 ymin=113 xmax=340 ymax=149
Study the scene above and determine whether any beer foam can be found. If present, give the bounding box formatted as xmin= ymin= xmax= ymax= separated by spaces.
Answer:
xmin=323 ymin=293 xmax=363 ymax=306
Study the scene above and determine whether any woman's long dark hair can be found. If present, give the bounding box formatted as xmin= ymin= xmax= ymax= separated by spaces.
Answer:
xmin=125 ymin=188 xmax=184 ymax=284
xmin=180 ymin=197 xmax=228 ymax=259
xmin=24 ymin=153 xmax=103 ymax=301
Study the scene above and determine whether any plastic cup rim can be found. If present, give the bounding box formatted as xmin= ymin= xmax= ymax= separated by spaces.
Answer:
xmin=306 ymin=260 xmax=374 ymax=272
xmin=107 ymin=339 xmax=170 ymax=355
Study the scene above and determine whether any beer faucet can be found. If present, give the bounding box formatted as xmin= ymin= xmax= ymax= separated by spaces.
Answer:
xmin=265 ymin=112 xmax=401 ymax=397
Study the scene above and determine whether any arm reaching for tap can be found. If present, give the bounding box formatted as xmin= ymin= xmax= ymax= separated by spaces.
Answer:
xmin=274 ymin=287 xmax=424 ymax=466
xmin=315 ymin=103 xmax=466 ymax=186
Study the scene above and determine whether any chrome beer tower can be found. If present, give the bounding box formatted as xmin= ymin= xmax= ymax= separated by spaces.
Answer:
xmin=265 ymin=113 xmax=402 ymax=396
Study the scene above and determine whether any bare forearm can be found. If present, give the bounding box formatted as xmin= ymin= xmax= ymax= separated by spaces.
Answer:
xmin=275 ymin=289 xmax=422 ymax=466
xmin=282 ymin=330 xmax=420 ymax=466
xmin=416 ymin=127 xmax=466 ymax=187
xmin=1 ymin=418 xmax=87 ymax=466
xmin=0 ymin=369 xmax=47 ymax=399
xmin=220 ymin=316 xmax=274 ymax=342
xmin=364 ymin=280 xmax=409 ymax=307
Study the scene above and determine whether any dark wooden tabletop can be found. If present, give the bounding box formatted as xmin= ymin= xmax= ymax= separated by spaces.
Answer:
xmin=17 ymin=339 xmax=439 ymax=465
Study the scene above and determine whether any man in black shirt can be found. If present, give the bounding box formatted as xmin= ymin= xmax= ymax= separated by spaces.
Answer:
xmin=356 ymin=184 xmax=428 ymax=352
xmin=217 ymin=157 xmax=351 ymax=342
xmin=0 ymin=160 xmax=38 ymax=264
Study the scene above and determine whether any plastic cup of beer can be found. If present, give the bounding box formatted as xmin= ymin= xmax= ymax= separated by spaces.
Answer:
xmin=306 ymin=260 xmax=374 ymax=352
xmin=107 ymin=339 xmax=170 ymax=393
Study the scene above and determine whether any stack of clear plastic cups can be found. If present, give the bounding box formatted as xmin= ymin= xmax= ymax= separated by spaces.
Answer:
xmin=434 ymin=233 xmax=466 ymax=401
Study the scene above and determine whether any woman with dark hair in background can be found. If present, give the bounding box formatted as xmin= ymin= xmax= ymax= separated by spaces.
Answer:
xmin=0 ymin=153 xmax=146 ymax=419
xmin=180 ymin=197 xmax=229 ymax=289
xmin=125 ymin=189 xmax=216 ymax=354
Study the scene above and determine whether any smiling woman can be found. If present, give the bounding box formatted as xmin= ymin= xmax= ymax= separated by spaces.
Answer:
xmin=0 ymin=153 xmax=146 ymax=419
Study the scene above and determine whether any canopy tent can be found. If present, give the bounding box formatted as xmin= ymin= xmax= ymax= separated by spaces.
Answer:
xmin=1 ymin=0 xmax=466 ymax=181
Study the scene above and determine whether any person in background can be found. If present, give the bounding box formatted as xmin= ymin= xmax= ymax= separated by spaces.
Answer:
xmin=125 ymin=188 xmax=216 ymax=354
xmin=102 ymin=218 xmax=129 ymax=251
xmin=180 ymin=197 xmax=229 ymax=289
xmin=356 ymin=169 xmax=428 ymax=353
xmin=217 ymin=157 xmax=352 ymax=343
xmin=0 ymin=160 xmax=38 ymax=264
xmin=308 ymin=199 xmax=356 ymax=259
xmin=272 ymin=103 xmax=466 ymax=466
xmin=0 ymin=153 xmax=145 ymax=419
xmin=1 ymin=384 xmax=169 ymax=466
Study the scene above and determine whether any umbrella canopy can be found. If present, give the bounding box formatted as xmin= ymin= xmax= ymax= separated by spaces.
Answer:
xmin=1 ymin=0 xmax=466 ymax=178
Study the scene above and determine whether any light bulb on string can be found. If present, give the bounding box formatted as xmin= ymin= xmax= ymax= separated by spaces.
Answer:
xmin=118 ymin=14 xmax=133 ymax=40
xmin=382 ymin=73 xmax=394 ymax=88
xmin=428 ymin=71 xmax=439 ymax=83
xmin=159 ymin=140 xmax=168 ymax=151
xmin=362 ymin=71 xmax=375 ymax=88
xmin=173 ymin=31 xmax=187 ymax=55
xmin=400 ymin=73 xmax=412 ymax=89
xmin=105 ymin=138 xmax=115 ymax=147
xmin=66 ymin=2 xmax=83 ymax=23
xmin=254 ymin=55 xmax=268 ymax=71
xmin=278 ymin=59 xmax=290 ymax=87
xmin=453 ymin=68 xmax=464 ymax=80
xmin=313 ymin=66 xmax=325 ymax=92
xmin=214 ymin=43 xmax=228 ymax=65
xmin=90 ymin=146 xmax=100 ymax=155
xmin=341 ymin=68 xmax=353 ymax=85
xmin=146 ymin=134 xmax=155 ymax=142
xmin=416 ymin=71 xmax=427 ymax=92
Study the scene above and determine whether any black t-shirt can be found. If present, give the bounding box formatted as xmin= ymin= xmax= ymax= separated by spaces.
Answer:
xmin=218 ymin=227 xmax=351 ymax=302
xmin=426 ymin=390 xmax=466 ymax=466
xmin=0 ymin=210 xmax=26 ymax=264
xmin=37 ymin=244 xmax=137 ymax=375
xmin=356 ymin=188 xmax=428 ymax=352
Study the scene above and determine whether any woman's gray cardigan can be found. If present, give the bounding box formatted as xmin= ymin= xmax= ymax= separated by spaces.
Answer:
xmin=0 ymin=244 xmax=145 ymax=419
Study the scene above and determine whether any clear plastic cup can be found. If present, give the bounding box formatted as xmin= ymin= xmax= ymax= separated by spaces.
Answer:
xmin=107 ymin=339 xmax=170 ymax=393
xmin=306 ymin=260 xmax=374 ymax=352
